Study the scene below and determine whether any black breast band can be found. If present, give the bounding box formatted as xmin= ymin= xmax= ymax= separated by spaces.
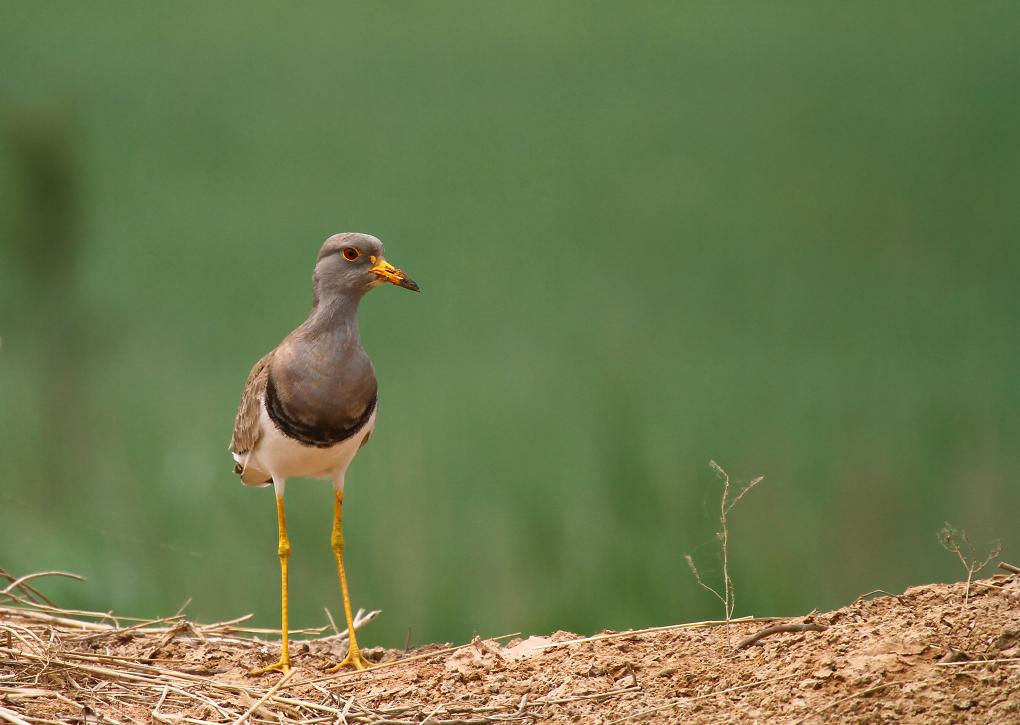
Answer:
xmin=265 ymin=375 xmax=377 ymax=449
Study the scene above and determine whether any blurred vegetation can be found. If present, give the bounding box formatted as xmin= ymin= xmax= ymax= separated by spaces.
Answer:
xmin=2 ymin=3 xmax=1018 ymax=648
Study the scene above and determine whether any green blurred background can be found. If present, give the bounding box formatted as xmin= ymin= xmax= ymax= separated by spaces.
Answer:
xmin=2 ymin=3 xmax=1018 ymax=648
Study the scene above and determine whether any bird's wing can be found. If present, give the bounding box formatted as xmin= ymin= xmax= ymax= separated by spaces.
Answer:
xmin=231 ymin=351 xmax=272 ymax=455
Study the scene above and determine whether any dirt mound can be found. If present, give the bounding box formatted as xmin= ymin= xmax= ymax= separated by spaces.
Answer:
xmin=2 ymin=570 xmax=1018 ymax=723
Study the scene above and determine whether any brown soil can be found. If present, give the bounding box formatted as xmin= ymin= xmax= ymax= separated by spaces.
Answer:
xmin=2 ymin=572 xmax=1019 ymax=724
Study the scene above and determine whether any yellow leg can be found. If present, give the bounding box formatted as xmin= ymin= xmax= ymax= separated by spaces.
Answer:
xmin=326 ymin=489 xmax=371 ymax=672
xmin=250 ymin=495 xmax=291 ymax=675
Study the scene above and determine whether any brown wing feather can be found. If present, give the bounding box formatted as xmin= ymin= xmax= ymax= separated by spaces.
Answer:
xmin=231 ymin=351 xmax=272 ymax=455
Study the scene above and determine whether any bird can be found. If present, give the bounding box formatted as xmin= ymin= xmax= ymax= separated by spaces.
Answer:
xmin=230 ymin=232 xmax=419 ymax=675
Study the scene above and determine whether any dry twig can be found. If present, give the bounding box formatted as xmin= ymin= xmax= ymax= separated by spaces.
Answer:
xmin=734 ymin=622 xmax=829 ymax=651
xmin=685 ymin=461 xmax=764 ymax=627
xmin=531 ymin=615 xmax=779 ymax=651
xmin=938 ymin=524 xmax=1001 ymax=606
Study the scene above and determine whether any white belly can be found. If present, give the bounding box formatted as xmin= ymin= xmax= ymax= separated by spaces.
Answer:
xmin=234 ymin=397 xmax=376 ymax=486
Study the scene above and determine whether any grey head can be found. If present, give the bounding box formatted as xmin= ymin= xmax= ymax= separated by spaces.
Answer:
xmin=312 ymin=232 xmax=419 ymax=309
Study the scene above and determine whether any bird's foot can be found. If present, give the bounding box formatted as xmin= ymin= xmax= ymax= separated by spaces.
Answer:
xmin=248 ymin=657 xmax=291 ymax=676
xmin=326 ymin=645 xmax=371 ymax=673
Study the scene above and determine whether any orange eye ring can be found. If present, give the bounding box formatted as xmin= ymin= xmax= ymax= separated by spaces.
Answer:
xmin=342 ymin=247 xmax=361 ymax=261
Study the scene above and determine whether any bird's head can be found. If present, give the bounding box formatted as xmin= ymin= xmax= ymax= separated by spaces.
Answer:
xmin=313 ymin=232 xmax=420 ymax=303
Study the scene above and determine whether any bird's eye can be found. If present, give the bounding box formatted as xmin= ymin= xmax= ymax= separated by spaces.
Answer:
xmin=342 ymin=247 xmax=361 ymax=261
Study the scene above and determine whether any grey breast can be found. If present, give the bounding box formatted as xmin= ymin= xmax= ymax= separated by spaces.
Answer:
xmin=265 ymin=329 xmax=378 ymax=449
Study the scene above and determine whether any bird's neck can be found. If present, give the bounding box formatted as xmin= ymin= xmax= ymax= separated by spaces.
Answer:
xmin=305 ymin=294 xmax=362 ymax=340
xmin=272 ymin=293 xmax=376 ymax=421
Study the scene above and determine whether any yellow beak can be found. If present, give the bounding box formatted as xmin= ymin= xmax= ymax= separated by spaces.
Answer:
xmin=369 ymin=257 xmax=420 ymax=292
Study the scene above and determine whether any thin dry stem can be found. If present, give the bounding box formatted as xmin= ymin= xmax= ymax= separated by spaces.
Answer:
xmin=0 ymin=570 xmax=86 ymax=597
xmin=530 ymin=615 xmax=777 ymax=651
xmin=938 ymin=524 xmax=1002 ymax=606
xmin=685 ymin=461 xmax=765 ymax=627
xmin=684 ymin=555 xmax=725 ymax=610
xmin=0 ymin=705 xmax=35 ymax=725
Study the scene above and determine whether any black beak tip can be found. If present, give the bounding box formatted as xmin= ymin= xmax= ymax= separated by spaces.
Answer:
xmin=401 ymin=278 xmax=421 ymax=292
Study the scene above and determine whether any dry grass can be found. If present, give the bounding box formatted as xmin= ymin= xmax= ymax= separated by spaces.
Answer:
xmin=4 ymin=564 xmax=1020 ymax=724
xmin=0 ymin=566 xmax=785 ymax=724
xmin=938 ymin=523 xmax=1002 ymax=606
xmin=0 ymin=567 xmax=413 ymax=724
xmin=684 ymin=461 xmax=764 ymax=626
